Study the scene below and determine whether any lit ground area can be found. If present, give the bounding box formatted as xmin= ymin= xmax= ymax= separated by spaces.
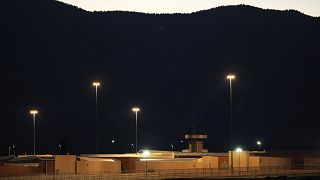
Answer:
xmin=168 ymin=176 xmax=320 ymax=180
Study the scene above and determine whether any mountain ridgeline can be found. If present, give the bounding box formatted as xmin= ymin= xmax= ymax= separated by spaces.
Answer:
xmin=1 ymin=0 xmax=320 ymax=154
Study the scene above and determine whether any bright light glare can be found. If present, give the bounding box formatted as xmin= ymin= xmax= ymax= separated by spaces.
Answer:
xmin=132 ymin=107 xmax=140 ymax=112
xmin=92 ymin=82 xmax=101 ymax=87
xmin=257 ymin=141 xmax=262 ymax=145
xmin=235 ymin=147 xmax=243 ymax=152
xmin=30 ymin=110 xmax=38 ymax=114
xmin=227 ymin=75 xmax=236 ymax=79
xmin=143 ymin=150 xmax=150 ymax=157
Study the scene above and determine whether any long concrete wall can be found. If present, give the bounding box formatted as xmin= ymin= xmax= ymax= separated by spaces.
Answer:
xmin=0 ymin=165 xmax=43 ymax=176
xmin=55 ymin=155 xmax=76 ymax=174
xmin=304 ymin=158 xmax=320 ymax=165
xmin=77 ymin=160 xmax=121 ymax=173
xmin=249 ymin=156 xmax=291 ymax=167
xmin=136 ymin=156 xmax=225 ymax=171
xmin=136 ymin=159 xmax=203 ymax=171
xmin=249 ymin=156 xmax=260 ymax=167
xmin=218 ymin=156 xmax=229 ymax=168
xmin=229 ymin=151 xmax=250 ymax=168
xmin=202 ymin=156 xmax=219 ymax=168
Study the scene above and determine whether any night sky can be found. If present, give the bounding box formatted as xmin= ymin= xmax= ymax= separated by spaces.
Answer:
xmin=1 ymin=0 xmax=320 ymax=155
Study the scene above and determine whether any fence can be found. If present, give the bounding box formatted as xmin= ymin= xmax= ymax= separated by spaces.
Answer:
xmin=1 ymin=165 xmax=320 ymax=180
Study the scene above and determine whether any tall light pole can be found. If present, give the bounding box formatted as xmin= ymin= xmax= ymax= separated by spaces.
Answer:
xmin=93 ymin=81 xmax=100 ymax=153
xmin=227 ymin=74 xmax=235 ymax=173
xmin=132 ymin=107 xmax=140 ymax=154
xmin=30 ymin=110 xmax=38 ymax=155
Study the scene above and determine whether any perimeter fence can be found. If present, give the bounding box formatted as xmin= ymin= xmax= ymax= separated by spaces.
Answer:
xmin=1 ymin=165 xmax=320 ymax=180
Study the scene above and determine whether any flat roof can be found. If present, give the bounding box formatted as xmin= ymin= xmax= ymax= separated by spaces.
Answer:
xmin=81 ymin=151 xmax=229 ymax=158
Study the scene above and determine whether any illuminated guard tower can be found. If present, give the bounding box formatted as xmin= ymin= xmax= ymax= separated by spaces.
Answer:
xmin=183 ymin=134 xmax=208 ymax=153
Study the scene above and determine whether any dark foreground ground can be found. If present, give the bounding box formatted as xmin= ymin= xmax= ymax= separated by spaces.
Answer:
xmin=168 ymin=176 xmax=320 ymax=180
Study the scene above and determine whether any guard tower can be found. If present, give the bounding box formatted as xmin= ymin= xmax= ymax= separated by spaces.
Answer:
xmin=183 ymin=134 xmax=208 ymax=153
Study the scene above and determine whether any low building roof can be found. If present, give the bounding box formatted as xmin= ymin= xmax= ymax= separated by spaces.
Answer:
xmin=81 ymin=151 xmax=228 ymax=159
xmin=78 ymin=157 xmax=120 ymax=162
xmin=7 ymin=155 xmax=54 ymax=163
xmin=0 ymin=155 xmax=15 ymax=162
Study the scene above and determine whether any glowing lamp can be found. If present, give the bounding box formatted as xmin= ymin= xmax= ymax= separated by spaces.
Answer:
xmin=257 ymin=141 xmax=262 ymax=145
xmin=92 ymin=82 xmax=100 ymax=87
xmin=132 ymin=107 xmax=140 ymax=112
xmin=227 ymin=75 xmax=236 ymax=79
xmin=30 ymin=110 xmax=38 ymax=115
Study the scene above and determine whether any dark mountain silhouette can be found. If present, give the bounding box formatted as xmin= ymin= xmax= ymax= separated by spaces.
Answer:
xmin=1 ymin=0 xmax=320 ymax=154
